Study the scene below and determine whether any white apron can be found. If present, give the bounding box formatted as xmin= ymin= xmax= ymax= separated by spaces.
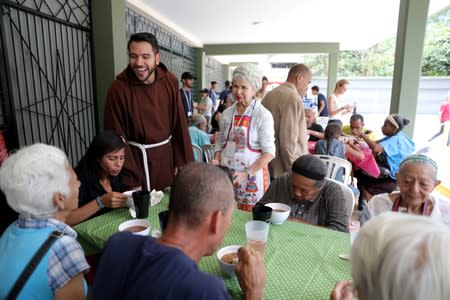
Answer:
xmin=221 ymin=101 xmax=270 ymax=211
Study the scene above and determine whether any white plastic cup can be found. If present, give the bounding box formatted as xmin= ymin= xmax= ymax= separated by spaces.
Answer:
xmin=245 ymin=220 xmax=269 ymax=256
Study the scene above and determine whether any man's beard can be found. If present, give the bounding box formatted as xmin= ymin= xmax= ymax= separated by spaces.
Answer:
xmin=141 ymin=65 xmax=156 ymax=83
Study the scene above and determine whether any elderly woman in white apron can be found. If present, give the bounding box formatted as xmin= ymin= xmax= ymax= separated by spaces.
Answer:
xmin=214 ymin=64 xmax=275 ymax=211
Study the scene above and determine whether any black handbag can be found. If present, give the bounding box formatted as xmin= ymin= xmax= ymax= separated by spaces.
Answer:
xmin=6 ymin=231 xmax=64 ymax=300
xmin=375 ymin=152 xmax=391 ymax=177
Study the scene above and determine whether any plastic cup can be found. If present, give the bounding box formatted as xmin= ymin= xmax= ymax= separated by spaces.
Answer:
xmin=245 ymin=220 xmax=269 ymax=256
xmin=132 ymin=190 xmax=150 ymax=219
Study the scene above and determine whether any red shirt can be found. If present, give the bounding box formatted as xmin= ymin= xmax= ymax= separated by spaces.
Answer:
xmin=440 ymin=102 xmax=450 ymax=123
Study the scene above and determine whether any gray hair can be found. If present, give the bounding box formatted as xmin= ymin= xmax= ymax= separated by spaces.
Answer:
xmin=189 ymin=113 xmax=207 ymax=128
xmin=232 ymin=63 xmax=263 ymax=92
xmin=351 ymin=212 xmax=450 ymax=300
xmin=0 ymin=143 xmax=71 ymax=219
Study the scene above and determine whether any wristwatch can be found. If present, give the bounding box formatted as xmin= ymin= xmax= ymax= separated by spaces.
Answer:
xmin=96 ymin=196 xmax=105 ymax=209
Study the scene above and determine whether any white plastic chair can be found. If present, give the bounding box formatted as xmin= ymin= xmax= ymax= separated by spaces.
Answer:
xmin=202 ymin=144 xmax=215 ymax=163
xmin=192 ymin=144 xmax=203 ymax=162
xmin=313 ymin=154 xmax=352 ymax=185
xmin=327 ymin=178 xmax=355 ymax=225
xmin=316 ymin=116 xmax=329 ymax=130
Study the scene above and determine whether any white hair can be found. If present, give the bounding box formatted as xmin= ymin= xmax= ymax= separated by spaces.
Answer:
xmin=189 ymin=113 xmax=207 ymax=128
xmin=0 ymin=143 xmax=71 ymax=219
xmin=351 ymin=212 xmax=450 ymax=300
xmin=232 ymin=63 xmax=263 ymax=92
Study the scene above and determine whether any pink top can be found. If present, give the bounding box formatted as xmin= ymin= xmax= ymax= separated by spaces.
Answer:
xmin=440 ymin=102 xmax=450 ymax=123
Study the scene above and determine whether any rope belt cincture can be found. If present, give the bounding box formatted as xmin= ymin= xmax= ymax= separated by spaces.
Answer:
xmin=128 ymin=135 xmax=172 ymax=190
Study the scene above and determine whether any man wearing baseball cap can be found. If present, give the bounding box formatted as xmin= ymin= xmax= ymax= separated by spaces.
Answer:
xmin=180 ymin=72 xmax=197 ymax=119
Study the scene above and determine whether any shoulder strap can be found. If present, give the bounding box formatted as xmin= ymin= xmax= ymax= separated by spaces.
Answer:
xmin=6 ymin=231 xmax=64 ymax=300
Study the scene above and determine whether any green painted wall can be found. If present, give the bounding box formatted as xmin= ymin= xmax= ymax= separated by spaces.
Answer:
xmin=91 ymin=0 xmax=127 ymax=130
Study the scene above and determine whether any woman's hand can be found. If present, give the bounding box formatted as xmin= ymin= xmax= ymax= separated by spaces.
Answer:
xmin=214 ymin=151 xmax=221 ymax=162
xmin=343 ymin=104 xmax=352 ymax=113
xmin=233 ymin=171 xmax=248 ymax=185
xmin=101 ymin=192 xmax=128 ymax=208
xmin=330 ymin=280 xmax=354 ymax=300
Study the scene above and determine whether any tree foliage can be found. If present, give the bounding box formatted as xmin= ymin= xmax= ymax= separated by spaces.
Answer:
xmin=308 ymin=5 xmax=450 ymax=77
xmin=421 ymin=7 xmax=450 ymax=76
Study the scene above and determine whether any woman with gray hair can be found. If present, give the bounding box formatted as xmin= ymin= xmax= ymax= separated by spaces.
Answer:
xmin=0 ymin=144 xmax=89 ymax=299
xmin=360 ymin=154 xmax=450 ymax=227
xmin=188 ymin=113 xmax=211 ymax=160
xmin=214 ymin=64 xmax=275 ymax=211
xmin=331 ymin=212 xmax=450 ymax=300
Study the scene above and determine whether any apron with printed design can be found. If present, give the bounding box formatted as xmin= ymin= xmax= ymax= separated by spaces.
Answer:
xmin=221 ymin=102 xmax=270 ymax=211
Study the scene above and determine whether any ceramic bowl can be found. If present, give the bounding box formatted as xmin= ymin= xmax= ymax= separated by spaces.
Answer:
xmin=264 ymin=203 xmax=291 ymax=224
xmin=118 ymin=219 xmax=150 ymax=236
xmin=216 ymin=245 xmax=241 ymax=276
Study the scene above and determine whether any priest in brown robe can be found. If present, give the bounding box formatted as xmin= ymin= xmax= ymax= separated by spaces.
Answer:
xmin=104 ymin=32 xmax=194 ymax=191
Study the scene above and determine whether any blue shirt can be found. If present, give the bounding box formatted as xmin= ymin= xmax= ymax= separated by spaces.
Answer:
xmin=180 ymin=88 xmax=194 ymax=118
xmin=317 ymin=93 xmax=328 ymax=116
xmin=0 ymin=217 xmax=89 ymax=299
xmin=315 ymin=138 xmax=346 ymax=182
xmin=188 ymin=126 xmax=211 ymax=160
xmin=380 ymin=132 xmax=415 ymax=179
xmin=209 ymin=89 xmax=218 ymax=112
xmin=219 ymin=89 xmax=231 ymax=101
xmin=93 ymin=232 xmax=230 ymax=299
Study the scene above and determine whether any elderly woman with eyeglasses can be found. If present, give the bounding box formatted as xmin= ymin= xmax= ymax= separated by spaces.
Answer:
xmin=360 ymin=154 xmax=450 ymax=227
xmin=214 ymin=64 xmax=275 ymax=211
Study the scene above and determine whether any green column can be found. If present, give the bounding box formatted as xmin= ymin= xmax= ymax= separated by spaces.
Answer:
xmin=91 ymin=0 xmax=127 ymax=130
xmin=390 ymin=0 xmax=430 ymax=137
xmin=327 ymin=51 xmax=339 ymax=98
xmin=193 ymin=47 xmax=205 ymax=102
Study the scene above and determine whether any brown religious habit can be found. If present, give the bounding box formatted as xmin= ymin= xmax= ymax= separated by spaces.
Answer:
xmin=104 ymin=63 xmax=194 ymax=191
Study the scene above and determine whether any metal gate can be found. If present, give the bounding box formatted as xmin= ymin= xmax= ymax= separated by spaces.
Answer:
xmin=0 ymin=0 xmax=96 ymax=165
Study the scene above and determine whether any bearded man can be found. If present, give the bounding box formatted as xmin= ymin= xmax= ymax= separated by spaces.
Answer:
xmin=104 ymin=32 xmax=194 ymax=191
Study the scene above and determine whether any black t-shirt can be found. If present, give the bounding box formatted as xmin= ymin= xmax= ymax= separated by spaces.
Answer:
xmin=76 ymin=172 xmax=125 ymax=219
xmin=308 ymin=123 xmax=324 ymax=141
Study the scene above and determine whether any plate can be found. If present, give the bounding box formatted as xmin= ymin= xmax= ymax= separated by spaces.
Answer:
xmin=339 ymin=253 xmax=351 ymax=261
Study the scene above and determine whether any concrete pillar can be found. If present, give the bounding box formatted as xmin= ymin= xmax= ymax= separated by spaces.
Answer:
xmin=193 ymin=47 xmax=205 ymax=101
xmin=327 ymin=51 xmax=339 ymax=98
xmin=91 ymin=0 xmax=127 ymax=129
xmin=390 ymin=0 xmax=430 ymax=137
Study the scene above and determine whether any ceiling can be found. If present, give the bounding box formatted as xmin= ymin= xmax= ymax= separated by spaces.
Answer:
xmin=128 ymin=0 xmax=449 ymax=63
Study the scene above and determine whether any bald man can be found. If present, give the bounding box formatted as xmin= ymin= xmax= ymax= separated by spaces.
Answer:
xmin=305 ymin=108 xmax=324 ymax=141
xmin=262 ymin=64 xmax=312 ymax=178
xmin=259 ymin=155 xmax=351 ymax=232
xmin=93 ymin=162 xmax=266 ymax=299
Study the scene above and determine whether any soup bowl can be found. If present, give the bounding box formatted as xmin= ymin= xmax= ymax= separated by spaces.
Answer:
xmin=118 ymin=219 xmax=151 ymax=236
xmin=216 ymin=245 xmax=241 ymax=276
xmin=264 ymin=203 xmax=291 ymax=224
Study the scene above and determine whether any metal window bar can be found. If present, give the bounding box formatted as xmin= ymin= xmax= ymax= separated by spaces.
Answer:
xmin=125 ymin=7 xmax=196 ymax=80
xmin=0 ymin=0 xmax=96 ymax=165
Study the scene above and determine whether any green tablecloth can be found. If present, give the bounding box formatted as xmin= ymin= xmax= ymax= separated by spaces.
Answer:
xmin=74 ymin=196 xmax=351 ymax=299
xmin=74 ymin=194 xmax=170 ymax=256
